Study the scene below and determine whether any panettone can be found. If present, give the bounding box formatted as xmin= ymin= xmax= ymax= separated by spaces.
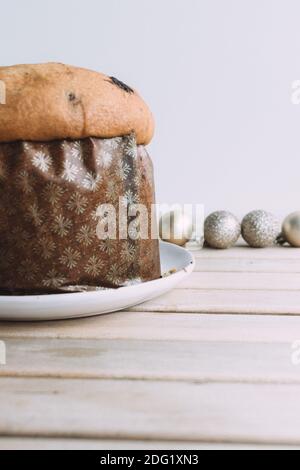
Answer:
xmin=0 ymin=63 xmax=160 ymax=293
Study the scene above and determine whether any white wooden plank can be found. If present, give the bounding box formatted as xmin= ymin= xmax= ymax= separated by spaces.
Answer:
xmin=194 ymin=257 xmax=300 ymax=273
xmin=2 ymin=377 xmax=300 ymax=444
xmin=130 ymin=289 xmax=300 ymax=314
xmin=0 ymin=437 xmax=295 ymax=450
xmin=179 ymin=271 xmax=300 ymax=290
xmin=0 ymin=337 xmax=299 ymax=384
xmin=1 ymin=312 xmax=300 ymax=342
xmin=195 ymin=244 xmax=300 ymax=260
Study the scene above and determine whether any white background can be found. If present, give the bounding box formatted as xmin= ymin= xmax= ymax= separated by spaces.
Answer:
xmin=1 ymin=0 xmax=300 ymax=219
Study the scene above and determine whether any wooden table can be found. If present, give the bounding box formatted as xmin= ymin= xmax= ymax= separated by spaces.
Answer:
xmin=1 ymin=244 xmax=300 ymax=450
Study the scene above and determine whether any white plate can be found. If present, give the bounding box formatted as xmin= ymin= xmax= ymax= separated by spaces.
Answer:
xmin=0 ymin=242 xmax=195 ymax=321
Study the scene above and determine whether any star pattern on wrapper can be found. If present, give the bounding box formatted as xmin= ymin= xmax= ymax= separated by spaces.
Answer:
xmin=83 ymin=172 xmax=102 ymax=192
xmin=120 ymin=244 xmax=136 ymax=263
xmin=63 ymin=160 xmax=79 ymax=182
xmin=116 ymin=161 xmax=131 ymax=181
xmin=98 ymin=151 xmax=113 ymax=168
xmin=124 ymin=135 xmax=138 ymax=159
xmin=32 ymin=151 xmax=52 ymax=173
xmin=17 ymin=258 xmax=39 ymax=282
xmin=25 ymin=203 xmax=45 ymax=227
xmin=5 ymin=202 xmax=18 ymax=217
xmin=90 ymin=207 xmax=100 ymax=222
xmin=103 ymin=137 xmax=122 ymax=150
xmin=11 ymin=226 xmax=31 ymax=249
xmin=0 ymin=249 xmax=15 ymax=270
xmin=120 ymin=190 xmax=138 ymax=208
xmin=59 ymin=247 xmax=81 ymax=269
xmin=34 ymin=236 xmax=56 ymax=260
xmin=43 ymin=182 xmax=65 ymax=206
xmin=16 ymin=170 xmax=34 ymax=194
xmin=67 ymin=192 xmax=88 ymax=215
xmin=105 ymin=180 xmax=118 ymax=202
xmin=42 ymin=269 xmax=67 ymax=289
xmin=76 ymin=225 xmax=95 ymax=247
xmin=134 ymin=173 xmax=141 ymax=188
xmin=99 ymin=239 xmax=116 ymax=256
xmin=84 ymin=255 xmax=104 ymax=277
xmin=52 ymin=214 xmax=73 ymax=238
xmin=106 ymin=263 xmax=123 ymax=285
xmin=69 ymin=141 xmax=83 ymax=161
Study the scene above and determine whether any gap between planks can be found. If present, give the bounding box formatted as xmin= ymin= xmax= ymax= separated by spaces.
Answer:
xmin=129 ymin=289 xmax=300 ymax=315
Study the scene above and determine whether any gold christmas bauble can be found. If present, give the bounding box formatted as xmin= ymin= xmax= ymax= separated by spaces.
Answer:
xmin=159 ymin=211 xmax=193 ymax=246
xmin=282 ymin=212 xmax=300 ymax=247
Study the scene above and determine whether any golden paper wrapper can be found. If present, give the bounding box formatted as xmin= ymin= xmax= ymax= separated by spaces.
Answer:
xmin=0 ymin=134 xmax=161 ymax=293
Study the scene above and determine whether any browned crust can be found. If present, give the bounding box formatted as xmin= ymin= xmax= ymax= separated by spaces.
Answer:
xmin=0 ymin=63 xmax=154 ymax=145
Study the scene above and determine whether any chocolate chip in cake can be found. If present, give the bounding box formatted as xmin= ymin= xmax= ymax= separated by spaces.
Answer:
xmin=109 ymin=77 xmax=134 ymax=94
xmin=68 ymin=92 xmax=77 ymax=102
xmin=67 ymin=92 xmax=82 ymax=107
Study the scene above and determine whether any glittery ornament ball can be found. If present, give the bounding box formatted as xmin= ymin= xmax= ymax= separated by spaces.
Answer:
xmin=204 ymin=211 xmax=241 ymax=249
xmin=241 ymin=210 xmax=280 ymax=248
xmin=282 ymin=212 xmax=300 ymax=247
xmin=159 ymin=210 xmax=193 ymax=246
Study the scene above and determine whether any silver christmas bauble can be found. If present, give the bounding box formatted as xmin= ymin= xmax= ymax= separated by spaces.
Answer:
xmin=204 ymin=211 xmax=241 ymax=249
xmin=241 ymin=210 xmax=280 ymax=248
xmin=159 ymin=210 xmax=193 ymax=246
xmin=282 ymin=212 xmax=300 ymax=247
